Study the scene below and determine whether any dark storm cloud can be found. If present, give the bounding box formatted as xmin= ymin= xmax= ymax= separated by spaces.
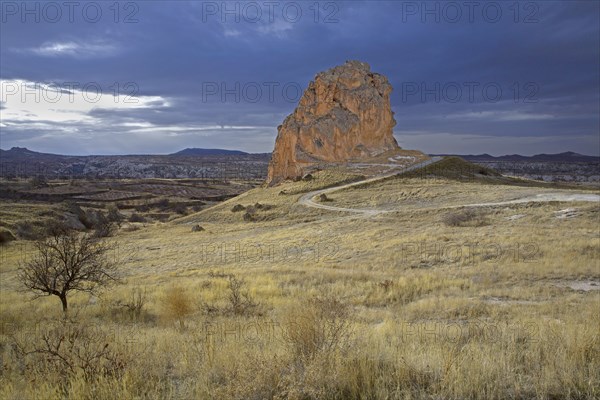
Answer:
xmin=1 ymin=0 xmax=598 ymax=155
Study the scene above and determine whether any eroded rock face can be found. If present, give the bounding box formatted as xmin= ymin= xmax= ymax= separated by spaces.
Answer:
xmin=266 ymin=60 xmax=400 ymax=185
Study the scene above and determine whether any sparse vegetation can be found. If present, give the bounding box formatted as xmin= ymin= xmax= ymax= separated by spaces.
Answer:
xmin=442 ymin=208 xmax=490 ymax=227
xmin=1 ymin=169 xmax=598 ymax=399
xmin=0 ymin=228 xmax=16 ymax=244
xmin=226 ymin=275 xmax=259 ymax=316
xmin=231 ymin=204 xmax=245 ymax=212
xmin=162 ymin=286 xmax=193 ymax=329
xmin=92 ymin=212 xmax=117 ymax=238
xmin=319 ymin=193 xmax=333 ymax=202
xmin=106 ymin=205 xmax=124 ymax=226
xmin=128 ymin=213 xmax=146 ymax=223
xmin=13 ymin=319 xmax=128 ymax=381
xmin=29 ymin=175 xmax=48 ymax=188
xmin=284 ymin=294 xmax=352 ymax=360
xmin=242 ymin=205 xmax=257 ymax=222
xmin=114 ymin=287 xmax=148 ymax=321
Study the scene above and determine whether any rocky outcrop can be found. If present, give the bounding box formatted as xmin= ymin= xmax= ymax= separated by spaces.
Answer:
xmin=266 ymin=60 xmax=400 ymax=185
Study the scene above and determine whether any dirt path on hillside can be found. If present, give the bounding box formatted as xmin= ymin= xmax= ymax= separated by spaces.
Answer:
xmin=298 ymin=157 xmax=443 ymax=215
xmin=298 ymin=157 xmax=599 ymax=214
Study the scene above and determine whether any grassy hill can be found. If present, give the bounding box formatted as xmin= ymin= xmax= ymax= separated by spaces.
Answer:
xmin=0 ymin=164 xmax=598 ymax=399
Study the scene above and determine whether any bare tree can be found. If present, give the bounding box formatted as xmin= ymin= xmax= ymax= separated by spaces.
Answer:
xmin=18 ymin=229 xmax=118 ymax=314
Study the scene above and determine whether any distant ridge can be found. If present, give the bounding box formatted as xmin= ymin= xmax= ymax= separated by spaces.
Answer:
xmin=430 ymin=151 xmax=599 ymax=163
xmin=0 ymin=147 xmax=269 ymax=180
xmin=2 ymin=147 xmax=597 ymax=162
xmin=0 ymin=147 xmax=65 ymax=159
xmin=171 ymin=148 xmax=248 ymax=156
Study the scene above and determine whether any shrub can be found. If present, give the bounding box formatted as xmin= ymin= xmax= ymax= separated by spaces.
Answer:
xmin=134 ymin=204 xmax=150 ymax=212
xmin=13 ymin=320 xmax=127 ymax=381
xmin=378 ymin=279 xmax=394 ymax=292
xmin=0 ymin=228 xmax=17 ymax=244
xmin=284 ymin=295 xmax=352 ymax=360
xmin=162 ymin=286 xmax=193 ymax=329
xmin=319 ymin=193 xmax=333 ymax=202
xmin=231 ymin=204 xmax=246 ymax=212
xmin=115 ymin=287 xmax=148 ymax=321
xmin=227 ymin=275 xmax=259 ymax=316
xmin=172 ymin=203 xmax=188 ymax=215
xmin=442 ymin=208 xmax=490 ymax=227
xmin=128 ymin=213 xmax=146 ymax=223
xmin=106 ymin=205 xmax=124 ymax=226
xmin=242 ymin=206 xmax=257 ymax=221
xmin=155 ymin=198 xmax=170 ymax=210
xmin=92 ymin=212 xmax=117 ymax=238
xmin=200 ymin=274 xmax=261 ymax=316
xmin=15 ymin=221 xmax=45 ymax=240
xmin=191 ymin=225 xmax=205 ymax=232
xmin=29 ymin=175 xmax=48 ymax=188
xmin=255 ymin=202 xmax=274 ymax=211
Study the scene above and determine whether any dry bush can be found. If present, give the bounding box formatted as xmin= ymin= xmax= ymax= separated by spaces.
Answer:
xmin=134 ymin=204 xmax=150 ymax=212
xmin=12 ymin=320 xmax=127 ymax=381
xmin=0 ymin=228 xmax=16 ymax=244
xmin=172 ymin=203 xmax=188 ymax=215
xmin=114 ymin=287 xmax=148 ymax=322
xmin=14 ymin=220 xmax=45 ymax=240
xmin=128 ymin=213 xmax=146 ymax=223
xmin=284 ymin=295 xmax=352 ymax=361
xmin=191 ymin=224 xmax=205 ymax=232
xmin=319 ymin=193 xmax=333 ymax=202
xmin=154 ymin=198 xmax=170 ymax=210
xmin=442 ymin=208 xmax=490 ymax=227
xmin=378 ymin=279 xmax=394 ymax=292
xmin=29 ymin=175 xmax=48 ymax=188
xmin=92 ymin=212 xmax=117 ymax=238
xmin=162 ymin=286 xmax=193 ymax=329
xmin=231 ymin=204 xmax=245 ymax=212
xmin=253 ymin=202 xmax=274 ymax=210
xmin=227 ymin=275 xmax=259 ymax=316
xmin=106 ymin=205 xmax=124 ymax=226
xmin=199 ymin=274 xmax=261 ymax=316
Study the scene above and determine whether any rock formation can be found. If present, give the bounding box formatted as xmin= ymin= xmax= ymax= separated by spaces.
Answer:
xmin=266 ymin=60 xmax=401 ymax=185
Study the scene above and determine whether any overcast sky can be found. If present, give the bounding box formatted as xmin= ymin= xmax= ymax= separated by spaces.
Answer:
xmin=1 ymin=1 xmax=598 ymax=156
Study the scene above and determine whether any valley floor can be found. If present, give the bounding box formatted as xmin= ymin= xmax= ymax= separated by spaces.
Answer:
xmin=0 ymin=167 xmax=598 ymax=399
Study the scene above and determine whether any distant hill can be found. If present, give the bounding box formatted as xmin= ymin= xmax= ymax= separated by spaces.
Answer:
xmin=171 ymin=148 xmax=248 ymax=156
xmin=0 ymin=147 xmax=258 ymax=158
xmin=0 ymin=147 xmax=269 ymax=179
xmin=431 ymin=152 xmax=599 ymax=163
xmin=400 ymin=156 xmax=503 ymax=182
xmin=0 ymin=147 xmax=65 ymax=160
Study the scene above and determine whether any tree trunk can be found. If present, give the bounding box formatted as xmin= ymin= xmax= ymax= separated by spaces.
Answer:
xmin=59 ymin=294 xmax=68 ymax=315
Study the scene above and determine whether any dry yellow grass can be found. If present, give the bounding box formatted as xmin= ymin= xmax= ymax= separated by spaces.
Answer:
xmin=0 ymin=169 xmax=598 ymax=399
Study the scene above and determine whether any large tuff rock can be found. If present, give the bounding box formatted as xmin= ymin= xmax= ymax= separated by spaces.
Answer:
xmin=266 ymin=60 xmax=400 ymax=185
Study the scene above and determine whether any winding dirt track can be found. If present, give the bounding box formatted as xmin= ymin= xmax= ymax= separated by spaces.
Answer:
xmin=298 ymin=157 xmax=600 ymax=214
xmin=298 ymin=157 xmax=443 ymax=215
